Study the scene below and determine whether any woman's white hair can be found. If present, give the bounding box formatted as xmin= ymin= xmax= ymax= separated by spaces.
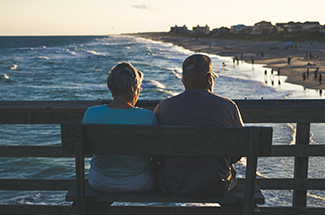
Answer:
xmin=107 ymin=62 xmax=143 ymax=97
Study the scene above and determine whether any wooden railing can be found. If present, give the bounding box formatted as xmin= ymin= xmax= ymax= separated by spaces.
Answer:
xmin=0 ymin=100 xmax=324 ymax=215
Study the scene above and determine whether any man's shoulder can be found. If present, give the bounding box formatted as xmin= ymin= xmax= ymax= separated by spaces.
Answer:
xmin=159 ymin=93 xmax=185 ymax=104
xmin=211 ymin=92 xmax=235 ymax=102
xmin=205 ymin=91 xmax=236 ymax=104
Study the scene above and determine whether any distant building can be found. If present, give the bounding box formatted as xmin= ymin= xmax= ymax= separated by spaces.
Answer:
xmin=285 ymin=21 xmax=303 ymax=33
xmin=242 ymin=26 xmax=253 ymax=34
xmin=192 ymin=25 xmax=210 ymax=34
xmin=253 ymin=21 xmax=274 ymax=33
xmin=230 ymin=24 xmax=246 ymax=34
xmin=170 ymin=25 xmax=189 ymax=33
xmin=303 ymin=21 xmax=321 ymax=32
xmin=276 ymin=21 xmax=321 ymax=33
xmin=275 ymin=23 xmax=287 ymax=33
xmin=212 ymin=26 xmax=230 ymax=34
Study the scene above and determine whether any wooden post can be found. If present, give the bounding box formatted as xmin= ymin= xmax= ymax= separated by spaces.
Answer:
xmin=243 ymin=127 xmax=259 ymax=215
xmin=293 ymin=123 xmax=310 ymax=207
xmin=75 ymin=125 xmax=86 ymax=215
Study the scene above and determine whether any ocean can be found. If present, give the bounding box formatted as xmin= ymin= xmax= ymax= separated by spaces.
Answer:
xmin=0 ymin=35 xmax=324 ymax=207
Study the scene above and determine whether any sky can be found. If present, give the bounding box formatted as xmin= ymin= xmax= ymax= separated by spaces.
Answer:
xmin=1 ymin=0 xmax=324 ymax=36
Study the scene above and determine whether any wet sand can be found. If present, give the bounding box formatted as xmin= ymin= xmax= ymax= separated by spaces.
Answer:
xmin=137 ymin=34 xmax=325 ymax=90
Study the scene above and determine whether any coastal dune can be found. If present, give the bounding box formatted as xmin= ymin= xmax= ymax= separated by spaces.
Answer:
xmin=138 ymin=35 xmax=325 ymax=91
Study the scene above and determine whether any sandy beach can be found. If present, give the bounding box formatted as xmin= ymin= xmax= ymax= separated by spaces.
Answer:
xmin=137 ymin=34 xmax=325 ymax=90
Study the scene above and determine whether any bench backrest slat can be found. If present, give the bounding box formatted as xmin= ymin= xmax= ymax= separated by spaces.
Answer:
xmin=61 ymin=124 xmax=273 ymax=157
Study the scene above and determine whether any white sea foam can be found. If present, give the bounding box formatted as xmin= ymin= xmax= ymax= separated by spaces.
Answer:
xmin=37 ymin=56 xmax=50 ymax=60
xmin=167 ymin=67 xmax=182 ymax=79
xmin=10 ymin=65 xmax=18 ymax=70
xmin=1 ymin=74 xmax=9 ymax=79
xmin=142 ymin=80 xmax=166 ymax=89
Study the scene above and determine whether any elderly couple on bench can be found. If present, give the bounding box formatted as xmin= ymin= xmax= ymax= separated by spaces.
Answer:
xmin=82 ymin=54 xmax=244 ymax=199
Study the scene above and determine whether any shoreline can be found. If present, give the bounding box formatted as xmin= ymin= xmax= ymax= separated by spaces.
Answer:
xmin=135 ymin=34 xmax=325 ymax=91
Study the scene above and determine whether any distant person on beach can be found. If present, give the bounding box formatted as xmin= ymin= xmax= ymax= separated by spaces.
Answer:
xmin=306 ymin=68 xmax=310 ymax=79
xmin=319 ymin=73 xmax=322 ymax=84
xmin=315 ymin=68 xmax=319 ymax=80
xmin=303 ymin=72 xmax=306 ymax=81
xmin=82 ymin=62 xmax=157 ymax=193
xmin=154 ymin=54 xmax=244 ymax=198
xmin=251 ymin=57 xmax=254 ymax=68
xmin=287 ymin=57 xmax=292 ymax=65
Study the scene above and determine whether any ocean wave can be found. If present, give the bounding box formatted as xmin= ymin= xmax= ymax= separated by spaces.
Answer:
xmin=142 ymin=88 xmax=177 ymax=99
xmin=37 ymin=56 xmax=50 ymax=60
xmin=71 ymin=49 xmax=107 ymax=58
xmin=142 ymin=80 xmax=166 ymax=89
xmin=10 ymin=65 xmax=18 ymax=70
xmin=101 ymin=42 xmax=137 ymax=46
xmin=1 ymin=74 xmax=9 ymax=80
xmin=167 ymin=67 xmax=182 ymax=79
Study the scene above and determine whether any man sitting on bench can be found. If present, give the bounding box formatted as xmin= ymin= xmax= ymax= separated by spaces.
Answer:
xmin=154 ymin=54 xmax=244 ymax=198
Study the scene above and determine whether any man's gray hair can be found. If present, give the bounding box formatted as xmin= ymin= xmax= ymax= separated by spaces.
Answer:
xmin=107 ymin=62 xmax=143 ymax=97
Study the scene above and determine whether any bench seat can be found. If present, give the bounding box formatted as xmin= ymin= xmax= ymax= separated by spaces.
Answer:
xmin=66 ymin=182 xmax=264 ymax=205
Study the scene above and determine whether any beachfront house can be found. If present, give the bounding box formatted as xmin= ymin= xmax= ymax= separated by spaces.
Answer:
xmin=253 ymin=21 xmax=274 ymax=34
xmin=275 ymin=23 xmax=287 ymax=33
xmin=276 ymin=21 xmax=322 ymax=33
xmin=230 ymin=24 xmax=246 ymax=34
xmin=302 ymin=21 xmax=321 ymax=32
xmin=192 ymin=25 xmax=210 ymax=34
xmin=212 ymin=27 xmax=230 ymax=35
xmin=170 ymin=25 xmax=189 ymax=33
xmin=287 ymin=21 xmax=304 ymax=33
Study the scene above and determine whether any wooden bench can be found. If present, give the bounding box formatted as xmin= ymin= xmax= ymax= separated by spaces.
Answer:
xmin=62 ymin=124 xmax=273 ymax=215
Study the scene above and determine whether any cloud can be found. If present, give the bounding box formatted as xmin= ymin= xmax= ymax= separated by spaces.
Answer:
xmin=131 ymin=4 xmax=160 ymax=12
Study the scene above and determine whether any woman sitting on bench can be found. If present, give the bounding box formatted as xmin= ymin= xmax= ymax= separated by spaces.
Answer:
xmin=82 ymin=62 xmax=157 ymax=193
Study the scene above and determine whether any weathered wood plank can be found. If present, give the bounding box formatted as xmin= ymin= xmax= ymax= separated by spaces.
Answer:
xmin=258 ymin=207 xmax=325 ymax=215
xmin=2 ymin=204 xmax=323 ymax=215
xmin=2 ymin=100 xmax=325 ymax=124
xmin=2 ymin=143 xmax=324 ymax=158
xmin=75 ymin=124 xmax=86 ymax=215
xmin=61 ymin=125 xmax=272 ymax=157
xmin=271 ymin=145 xmax=325 ymax=156
xmin=243 ymin=128 xmax=259 ymax=215
xmin=66 ymin=183 xmax=265 ymax=205
xmin=254 ymin=178 xmax=325 ymax=190
xmin=293 ymin=123 xmax=310 ymax=207
xmin=2 ymin=143 xmax=325 ymax=158
xmin=0 ymin=112 xmax=83 ymax=124
xmin=62 ymin=125 xmax=272 ymax=156
xmin=0 ymin=179 xmax=74 ymax=190
xmin=1 ymin=178 xmax=324 ymax=191
xmin=0 ymin=204 xmax=226 ymax=215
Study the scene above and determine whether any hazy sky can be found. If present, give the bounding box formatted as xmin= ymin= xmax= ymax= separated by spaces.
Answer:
xmin=1 ymin=0 xmax=324 ymax=36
